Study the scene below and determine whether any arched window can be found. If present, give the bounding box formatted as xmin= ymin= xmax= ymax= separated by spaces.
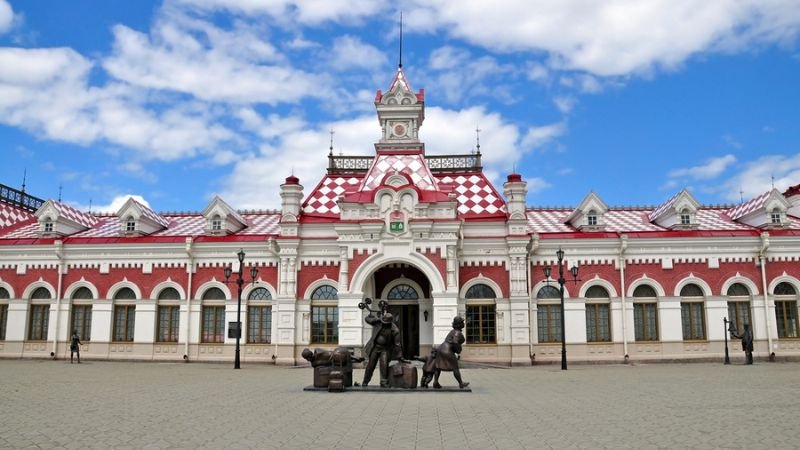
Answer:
xmin=248 ymin=287 xmax=272 ymax=300
xmin=113 ymin=287 xmax=136 ymax=300
xmin=680 ymin=208 xmax=691 ymax=225
xmin=31 ymin=287 xmax=51 ymax=299
xmin=28 ymin=287 xmax=52 ymax=341
xmin=0 ymin=287 xmax=9 ymax=341
xmin=584 ymin=285 xmax=610 ymax=343
xmin=633 ymin=284 xmax=658 ymax=341
xmin=202 ymin=287 xmax=226 ymax=300
xmin=465 ymin=284 xmax=496 ymax=299
xmin=464 ymin=284 xmax=496 ymax=344
xmin=310 ymin=285 xmax=338 ymax=300
xmin=537 ymin=285 xmax=560 ymax=299
xmin=387 ymin=284 xmax=419 ymax=300
xmin=70 ymin=287 xmax=93 ymax=342
xmin=126 ymin=216 xmax=136 ymax=232
xmin=158 ymin=287 xmax=181 ymax=300
xmin=537 ymin=285 xmax=561 ymax=343
xmin=771 ymin=208 xmax=782 ymax=225
xmin=310 ymin=285 xmax=338 ymax=344
xmin=156 ymin=287 xmax=181 ymax=343
xmin=680 ymin=283 xmax=705 ymax=340
xmin=774 ymin=282 xmax=798 ymax=338
xmin=201 ymin=287 xmax=226 ymax=343
xmin=248 ymin=288 xmax=272 ymax=344
xmin=727 ymin=282 xmax=752 ymax=336
xmin=112 ymin=287 xmax=136 ymax=342
xmin=587 ymin=210 xmax=598 ymax=226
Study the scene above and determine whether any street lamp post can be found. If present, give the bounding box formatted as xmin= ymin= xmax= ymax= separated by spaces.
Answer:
xmin=542 ymin=248 xmax=580 ymax=371
xmin=223 ymin=248 xmax=259 ymax=369
xmin=723 ymin=317 xmax=737 ymax=365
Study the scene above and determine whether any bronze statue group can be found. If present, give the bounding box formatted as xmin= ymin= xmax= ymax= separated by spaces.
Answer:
xmin=302 ymin=298 xmax=469 ymax=391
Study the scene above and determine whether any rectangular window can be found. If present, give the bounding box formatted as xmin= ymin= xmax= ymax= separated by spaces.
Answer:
xmin=113 ymin=305 xmax=135 ymax=342
xmin=537 ymin=304 xmax=561 ymax=343
xmin=466 ymin=304 xmax=496 ymax=344
xmin=727 ymin=301 xmax=751 ymax=335
xmin=157 ymin=305 xmax=180 ymax=343
xmin=775 ymin=300 xmax=798 ymax=338
xmin=1 ymin=304 xmax=8 ymax=340
xmin=202 ymin=306 xmax=225 ymax=343
xmin=681 ymin=302 xmax=706 ymax=340
xmin=28 ymin=304 xmax=50 ymax=340
xmin=586 ymin=303 xmax=611 ymax=342
xmin=126 ymin=221 xmax=136 ymax=232
xmin=71 ymin=305 xmax=92 ymax=341
xmin=44 ymin=222 xmax=53 ymax=232
xmin=771 ymin=212 xmax=781 ymax=224
xmin=248 ymin=305 xmax=272 ymax=344
xmin=587 ymin=215 xmax=597 ymax=226
xmin=634 ymin=303 xmax=659 ymax=341
xmin=311 ymin=306 xmax=338 ymax=344
xmin=680 ymin=214 xmax=691 ymax=225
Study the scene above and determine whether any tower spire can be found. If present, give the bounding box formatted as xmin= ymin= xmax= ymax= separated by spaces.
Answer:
xmin=329 ymin=129 xmax=335 ymax=156
xmin=21 ymin=169 xmax=26 ymax=193
xmin=398 ymin=10 xmax=403 ymax=69
xmin=475 ymin=126 xmax=481 ymax=154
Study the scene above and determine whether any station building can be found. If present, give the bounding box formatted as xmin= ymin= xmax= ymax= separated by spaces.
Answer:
xmin=1 ymin=66 xmax=799 ymax=365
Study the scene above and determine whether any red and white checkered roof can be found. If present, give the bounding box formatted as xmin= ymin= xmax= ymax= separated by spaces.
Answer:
xmin=0 ymin=207 xmax=280 ymax=240
xmin=302 ymin=175 xmax=363 ymax=216
xmin=362 ymin=154 xmax=437 ymax=192
xmin=49 ymin=201 xmax=98 ymax=228
xmin=726 ymin=190 xmax=772 ymax=221
xmin=129 ymin=198 xmax=171 ymax=228
xmin=0 ymin=202 xmax=34 ymax=228
xmin=437 ymin=174 xmax=506 ymax=217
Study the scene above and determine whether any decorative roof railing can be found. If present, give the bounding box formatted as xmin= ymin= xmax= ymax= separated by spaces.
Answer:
xmin=427 ymin=154 xmax=482 ymax=172
xmin=0 ymin=183 xmax=45 ymax=212
xmin=328 ymin=153 xmax=482 ymax=174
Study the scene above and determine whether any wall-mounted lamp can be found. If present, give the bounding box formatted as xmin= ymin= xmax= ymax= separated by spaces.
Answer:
xmin=423 ymin=310 xmax=429 ymax=322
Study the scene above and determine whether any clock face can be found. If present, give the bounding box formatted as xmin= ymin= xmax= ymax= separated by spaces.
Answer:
xmin=392 ymin=123 xmax=407 ymax=137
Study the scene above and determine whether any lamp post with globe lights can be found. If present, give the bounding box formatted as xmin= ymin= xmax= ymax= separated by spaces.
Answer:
xmin=223 ymin=248 xmax=259 ymax=369
xmin=542 ymin=248 xmax=580 ymax=371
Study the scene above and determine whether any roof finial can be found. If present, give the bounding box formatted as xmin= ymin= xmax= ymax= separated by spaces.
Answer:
xmin=398 ymin=10 xmax=403 ymax=69
xmin=475 ymin=126 xmax=481 ymax=155
xmin=739 ymin=186 xmax=744 ymax=204
xmin=58 ymin=184 xmax=63 ymax=203
xmin=21 ymin=169 xmax=26 ymax=193
xmin=329 ymin=129 xmax=335 ymax=156
xmin=771 ymin=174 xmax=775 ymax=190
xmin=88 ymin=198 xmax=92 ymax=214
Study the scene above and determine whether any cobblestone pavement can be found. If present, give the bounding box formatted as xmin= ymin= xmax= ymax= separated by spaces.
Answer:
xmin=2 ymin=359 xmax=798 ymax=449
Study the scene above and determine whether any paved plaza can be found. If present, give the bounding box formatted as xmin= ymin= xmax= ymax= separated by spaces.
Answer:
xmin=1 ymin=359 xmax=798 ymax=449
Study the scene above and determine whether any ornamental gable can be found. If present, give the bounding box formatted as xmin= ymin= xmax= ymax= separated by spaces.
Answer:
xmin=116 ymin=197 xmax=170 ymax=236
xmin=202 ymin=196 xmax=247 ymax=235
xmin=649 ymin=189 xmax=701 ymax=229
xmin=566 ymin=192 xmax=609 ymax=231
xmin=34 ymin=199 xmax=97 ymax=237
xmin=727 ymin=189 xmax=791 ymax=229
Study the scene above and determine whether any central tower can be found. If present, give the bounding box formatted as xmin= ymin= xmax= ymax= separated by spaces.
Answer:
xmin=374 ymin=67 xmax=425 ymax=152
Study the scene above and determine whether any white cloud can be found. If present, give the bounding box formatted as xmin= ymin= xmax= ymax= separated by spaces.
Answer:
xmin=0 ymin=0 xmax=14 ymax=33
xmin=220 ymin=106 xmax=558 ymax=209
xmin=0 ymin=47 xmax=238 ymax=161
xmin=424 ymin=46 xmax=518 ymax=104
xmin=720 ymin=153 xmax=800 ymax=201
xmin=71 ymin=194 xmax=151 ymax=214
xmin=668 ymin=154 xmax=737 ymax=180
xmin=553 ymin=96 xmax=576 ymax=114
xmin=406 ymin=0 xmax=800 ymax=77
xmin=329 ymin=35 xmax=388 ymax=71
xmin=521 ymin=122 xmax=567 ymax=150
xmin=172 ymin=0 xmax=384 ymax=25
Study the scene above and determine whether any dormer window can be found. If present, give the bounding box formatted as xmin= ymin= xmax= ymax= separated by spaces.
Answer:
xmin=680 ymin=209 xmax=691 ymax=226
xmin=771 ymin=208 xmax=782 ymax=225
xmin=587 ymin=211 xmax=598 ymax=226
xmin=43 ymin=220 xmax=53 ymax=233
xmin=211 ymin=216 xmax=222 ymax=231
xmin=125 ymin=217 xmax=136 ymax=232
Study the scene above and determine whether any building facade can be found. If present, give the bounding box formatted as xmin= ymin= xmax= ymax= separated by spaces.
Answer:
xmin=1 ymin=67 xmax=800 ymax=365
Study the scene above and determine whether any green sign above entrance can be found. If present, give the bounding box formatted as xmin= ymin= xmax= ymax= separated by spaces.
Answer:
xmin=390 ymin=221 xmax=404 ymax=232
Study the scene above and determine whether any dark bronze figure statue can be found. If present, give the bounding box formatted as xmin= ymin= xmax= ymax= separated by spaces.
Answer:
xmin=362 ymin=311 xmax=403 ymax=387
xmin=302 ymin=346 xmax=363 ymax=388
xmin=732 ymin=323 xmax=754 ymax=364
xmin=413 ymin=346 xmax=438 ymax=388
xmin=432 ymin=316 xmax=469 ymax=389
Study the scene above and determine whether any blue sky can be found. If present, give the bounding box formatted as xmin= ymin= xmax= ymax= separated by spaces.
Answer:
xmin=1 ymin=0 xmax=799 ymax=213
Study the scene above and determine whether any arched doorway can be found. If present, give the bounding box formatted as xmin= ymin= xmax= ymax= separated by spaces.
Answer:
xmin=372 ymin=264 xmax=431 ymax=359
